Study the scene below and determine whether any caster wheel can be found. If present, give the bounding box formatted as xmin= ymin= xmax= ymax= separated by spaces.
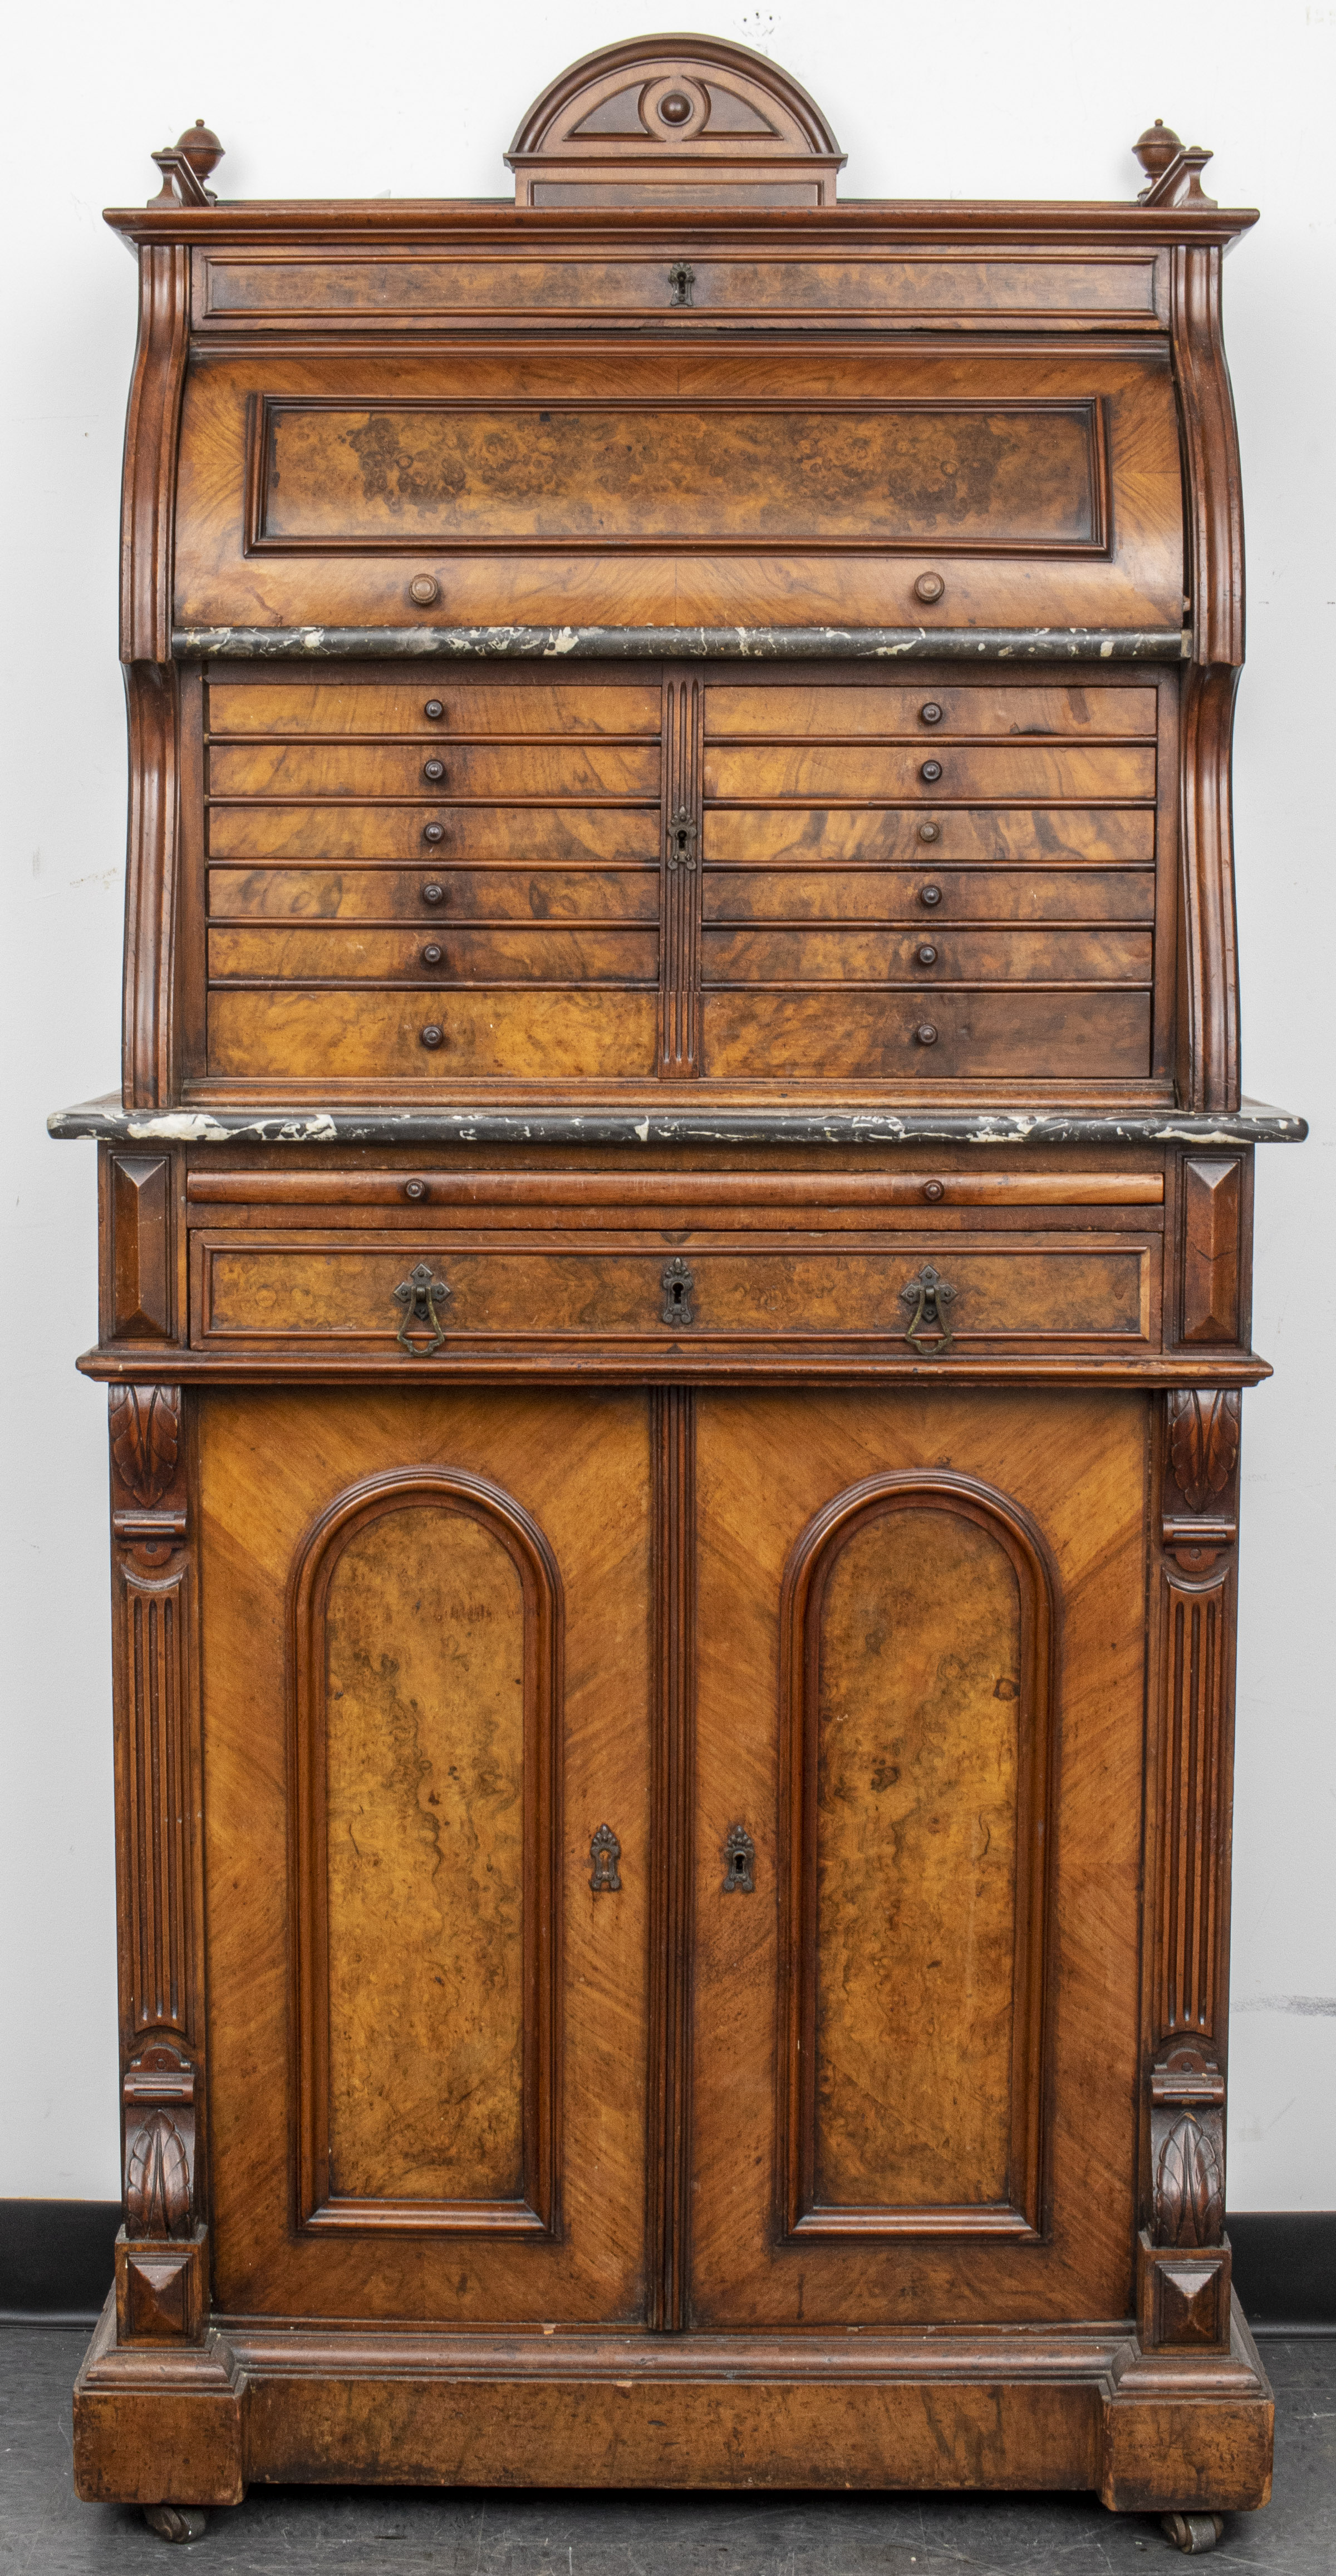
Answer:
xmin=143 ymin=2505 xmax=207 ymax=2543
xmin=1161 ymin=2514 xmax=1225 ymax=2555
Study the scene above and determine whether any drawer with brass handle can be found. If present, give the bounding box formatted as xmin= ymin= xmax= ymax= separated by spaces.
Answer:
xmin=206 ymin=864 xmax=662 ymax=922
xmin=206 ymin=681 xmax=661 ymax=737
xmin=704 ymin=741 xmax=1156 ymax=803
xmin=704 ymin=683 xmax=1159 ymax=739
xmin=208 ymin=740 xmax=660 ymax=800
xmin=205 ymin=805 xmax=661 ymax=863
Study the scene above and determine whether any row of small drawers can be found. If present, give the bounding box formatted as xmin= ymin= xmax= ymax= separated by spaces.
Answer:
xmin=207 ymin=864 xmax=1155 ymax=925
xmin=207 ymin=925 xmax=1151 ymax=985
xmin=207 ymin=741 xmax=1155 ymax=800
xmin=203 ymin=807 xmax=1157 ymax=864
xmin=204 ymin=682 xmax=1158 ymax=739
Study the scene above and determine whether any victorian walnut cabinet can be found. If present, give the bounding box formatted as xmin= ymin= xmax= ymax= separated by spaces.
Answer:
xmin=54 ymin=38 xmax=1306 ymax=2555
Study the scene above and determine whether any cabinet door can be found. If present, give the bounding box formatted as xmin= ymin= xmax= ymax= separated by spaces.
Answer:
xmin=200 ymin=1385 xmax=651 ymax=2323
xmin=690 ymin=1387 xmax=1150 ymax=2327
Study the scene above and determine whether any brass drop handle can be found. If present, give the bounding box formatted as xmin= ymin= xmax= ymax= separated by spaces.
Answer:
xmin=722 ymin=1825 xmax=755 ymax=1893
xmin=588 ymin=1825 xmax=622 ymax=1893
xmin=898 ymin=1262 xmax=956 ymax=1356
xmin=393 ymin=1260 xmax=451 ymax=1356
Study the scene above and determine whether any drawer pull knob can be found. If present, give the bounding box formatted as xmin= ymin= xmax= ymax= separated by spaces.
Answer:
xmin=916 ymin=943 xmax=939 ymax=966
xmin=914 ymin=570 xmax=946 ymax=604
xmin=424 ymin=700 xmax=445 ymax=720
xmin=915 ymin=1022 xmax=939 ymax=1046
xmin=421 ymin=881 xmax=445 ymax=904
xmin=403 ymin=1179 xmax=428 ymax=1201
xmin=722 ymin=1824 xmax=755 ymax=1895
xmin=393 ymin=1260 xmax=451 ymax=1357
xmin=409 ymin=574 xmax=440 ymax=606
xmin=421 ymin=943 xmax=444 ymax=966
xmin=918 ymin=821 xmax=941 ymax=844
xmin=423 ymin=822 xmax=445 ymax=845
xmin=899 ymin=1262 xmax=956 ymax=1356
xmin=661 ymin=1256 xmax=695 ymax=1327
xmin=423 ymin=758 xmax=446 ymax=783
xmin=420 ymin=1024 xmax=445 ymax=1048
xmin=922 ymin=1179 xmax=945 ymax=1203
xmin=667 ymin=258 xmax=696 ymax=304
xmin=920 ymin=701 xmax=944 ymax=725
xmin=588 ymin=1824 xmax=622 ymax=1893
xmin=920 ymin=759 xmax=943 ymax=783
xmin=920 ymin=883 xmax=942 ymax=907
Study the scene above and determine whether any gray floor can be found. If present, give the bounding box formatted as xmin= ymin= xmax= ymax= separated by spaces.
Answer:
xmin=1 ymin=2327 xmax=1332 ymax=2574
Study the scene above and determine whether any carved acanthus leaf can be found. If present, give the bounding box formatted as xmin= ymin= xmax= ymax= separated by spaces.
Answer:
xmin=125 ymin=2109 xmax=193 ymax=2240
xmin=1167 ymin=1389 xmax=1240 ymax=1516
xmin=110 ymin=1385 xmax=180 ymax=1508
xmin=1152 ymin=2111 xmax=1225 ymax=2248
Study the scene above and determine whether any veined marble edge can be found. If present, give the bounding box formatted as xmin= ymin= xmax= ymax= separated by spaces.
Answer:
xmin=47 ymin=1100 xmax=1309 ymax=1146
xmin=170 ymin=623 xmax=1191 ymax=663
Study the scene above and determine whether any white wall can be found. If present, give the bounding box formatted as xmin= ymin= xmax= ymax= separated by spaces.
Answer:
xmin=2 ymin=0 xmax=1332 ymax=2206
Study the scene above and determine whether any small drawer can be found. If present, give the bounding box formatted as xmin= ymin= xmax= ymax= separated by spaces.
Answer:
xmin=701 ymin=868 xmax=1156 ymax=926
xmin=207 ymin=865 xmax=661 ymax=922
xmin=190 ymin=1230 xmax=1155 ymax=1355
xmin=701 ymin=988 xmax=1152 ymax=1080
xmin=700 ymin=927 xmax=1152 ymax=987
xmin=206 ymin=805 xmax=660 ymax=862
xmin=208 ymin=741 xmax=661 ymax=800
xmin=704 ymin=743 xmax=1156 ymax=803
xmin=207 ymin=987 xmax=659 ymax=1080
xmin=704 ymin=808 xmax=1156 ymax=868
xmin=207 ymin=923 xmax=659 ymax=984
xmin=704 ymin=684 xmax=1158 ymax=738
xmin=206 ymin=681 xmax=661 ymax=737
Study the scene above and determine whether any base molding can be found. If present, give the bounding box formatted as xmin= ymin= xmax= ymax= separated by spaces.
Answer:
xmin=72 ymin=2292 xmax=1273 ymax=2513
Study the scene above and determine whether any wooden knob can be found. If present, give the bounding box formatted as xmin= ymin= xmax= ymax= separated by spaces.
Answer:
xmin=424 ymin=700 xmax=445 ymax=720
xmin=423 ymin=758 xmax=446 ymax=783
xmin=404 ymin=1179 xmax=428 ymax=1201
xmin=920 ymin=702 xmax=944 ymax=725
xmin=659 ymin=91 xmax=694 ymax=123
xmin=915 ymin=1023 xmax=939 ymax=1046
xmin=914 ymin=572 xmax=945 ymax=604
xmin=421 ymin=883 xmax=445 ymax=905
xmin=409 ymin=575 xmax=440 ymax=605
xmin=420 ymin=1025 xmax=444 ymax=1049
xmin=920 ymin=760 xmax=942 ymax=783
xmin=423 ymin=821 xmax=444 ymax=844
xmin=918 ymin=821 xmax=940 ymax=843
xmin=421 ymin=944 xmax=444 ymax=965
xmin=922 ymin=1180 xmax=945 ymax=1202
xmin=916 ymin=944 xmax=939 ymax=966
xmin=920 ymin=884 xmax=942 ymax=907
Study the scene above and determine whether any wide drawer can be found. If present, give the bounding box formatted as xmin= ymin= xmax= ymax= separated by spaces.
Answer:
xmin=207 ymin=988 xmax=659 ymax=1078
xmin=701 ymin=989 xmax=1151 ymax=1078
xmin=205 ymin=806 xmax=660 ymax=861
xmin=190 ymin=1230 xmax=1155 ymax=1352
xmin=705 ymin=683 xmax=1158 ymax=737
xmin=700 ymin=928 xmax=1151 ymax=986
xmin=702 ymin=868 xmax=1155 ymax=925
xmin=704 ymin=743 xmax=1156 ymax=801
xmin=208 ymin=741 xmax=660 ymax=799
xmin=208 ymin=865 xmax=660 ymax=922
xmin=704 ymin=809 xmax=1156 ymax=866
xmin=206 ymin=681 xmax=661 ymax=736
xmin=208 ymin=924 xmax=659 ymax=983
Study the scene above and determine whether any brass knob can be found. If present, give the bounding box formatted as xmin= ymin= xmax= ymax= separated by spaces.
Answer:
xmin=916 ymin=943 xmax=939 ymax=966
xmin=918 ymin=821 xmax=940 ymax=843
xmin=421 ymin=943 xmax=444 ymax=966
xmin=920 ymin=701 xmax=944 ymax=725
xmin=915 ymin=1022 xmax=939 ymax=1046
xmin=420 ymin=1025 xmax=445 ymax=1049
xmin=409 ymin=574 xmax=440 ymax=606
xmin=421 ymin=883 xmax=445 ymax=905
xmin=914 ymin=571 xmax=946 ymax=604
xmin=920 ymin=760 xmax=942 ymax=783
xmin=424 ymin=700 xmax=445 ymax=720
xmin=423 ymin=758 xmax=446 ymax=783
xmin=922 ymin=1179 xmax=945 ymax=1203
xmin=404 ymin=1179 xmax=428 ymax=1201
xmin=423 ymin=821 xmax=444 ymax=844
xmin=920 ymin=883 xmax=942 ymax=907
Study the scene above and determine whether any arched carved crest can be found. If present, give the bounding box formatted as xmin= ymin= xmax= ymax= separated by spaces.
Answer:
xmin=507 ymin=37 xmax=844 ymax=208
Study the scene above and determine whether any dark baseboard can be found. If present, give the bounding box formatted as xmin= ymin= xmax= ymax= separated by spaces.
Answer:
xmin=1 ymin=2200 xmax=1333 ymax=2328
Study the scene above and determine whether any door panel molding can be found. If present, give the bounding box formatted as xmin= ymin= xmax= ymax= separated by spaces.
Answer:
xmin=778 ymin=1468 xmax=1056 ymax=2242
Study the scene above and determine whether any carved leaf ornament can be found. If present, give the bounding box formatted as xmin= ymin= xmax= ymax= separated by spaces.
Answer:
xmin=110 ymin=1385 xmax=179 ymax=1508
xmin=1153 ymin=2111 xmax=1225 ymax=2248
xmin=1167 ymin=1388 xmax=1240 ymax=1515
xmin=125 ymin=2109 xmax=193 ymax=2239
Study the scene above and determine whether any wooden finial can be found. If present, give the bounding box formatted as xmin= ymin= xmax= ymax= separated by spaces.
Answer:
xmin=1133 ymin=117 xmax=1217 ymax=211
xmin=148 ymin=117 xmax=224 ymax=209
xmin=1133 ymin=119 xmax=1183 ymax=186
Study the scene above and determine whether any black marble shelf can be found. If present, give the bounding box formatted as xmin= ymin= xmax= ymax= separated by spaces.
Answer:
xmin=48 ymin=1097 xmax=1308 ymax=1149
xmin=171 ymin=623 xmax=1190 ymax=663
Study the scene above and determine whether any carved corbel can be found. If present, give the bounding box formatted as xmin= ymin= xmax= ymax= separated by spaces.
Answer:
xmin=117 ymin=2043 xmax=208 ymax=2344
xmin=1138 ymin=2048 xmax=1231 ymax=2351
xmin=1163 ymin=1387 xmax=1240 ymax=1570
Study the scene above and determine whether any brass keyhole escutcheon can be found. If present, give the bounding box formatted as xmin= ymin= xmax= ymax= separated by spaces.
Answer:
xmin=898 ymin=1262 xmax=956 ymax=1356
xmin=667 ymin=259 xmax=696 ymax=305
xmin=666 ymin=805 xmax=699 ymax=869
xmin=722 ymin=1825 xmax=755 ymax=1894
xmin=661 ymin=1257 xmax=695 ymax=1326
xmin=588 ymin=1825 xmax=622 ymax=1893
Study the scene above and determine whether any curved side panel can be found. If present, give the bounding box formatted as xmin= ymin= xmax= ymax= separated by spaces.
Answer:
xmin=778 ymin=1470 xmax=1055 ymax=2241
xmin=289 ymin=1467 xmax=562 ymax=2237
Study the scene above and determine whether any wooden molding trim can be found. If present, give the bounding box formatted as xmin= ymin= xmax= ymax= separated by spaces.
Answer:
xmin=122 ymin=662 xmax=181 ymax=1110
xmin=646 ymin=1390 xmax=696 ymax=2328
xmin=121 ymin=244 xmax=189 ymax=666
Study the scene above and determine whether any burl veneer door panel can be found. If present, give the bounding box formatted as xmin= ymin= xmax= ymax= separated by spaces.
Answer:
xmin=199 ymin=1385 xmax=651 ymax=2322
xmin=690 ymin=1387 xmax=1149 ymax=2328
